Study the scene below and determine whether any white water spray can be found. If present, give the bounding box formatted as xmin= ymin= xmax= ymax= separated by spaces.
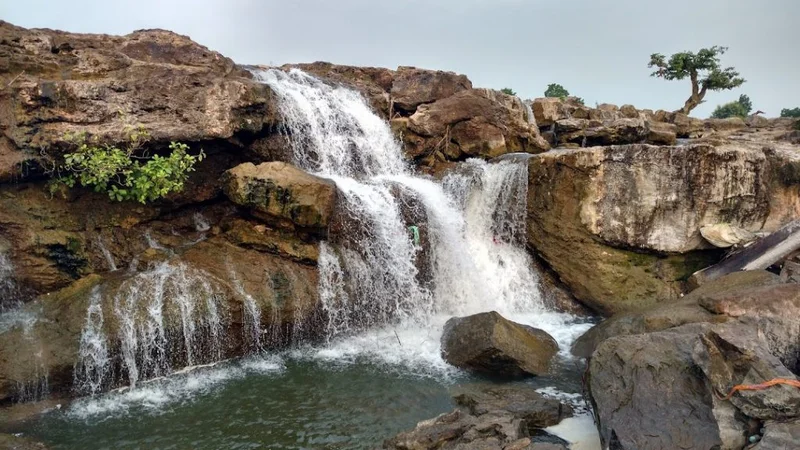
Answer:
xmin=258 ymin=69 xmax=589 ymax=371
xmin=75 ymin=286 xmax=111 ymax=395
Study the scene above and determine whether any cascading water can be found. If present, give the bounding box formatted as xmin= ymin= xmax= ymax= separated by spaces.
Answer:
xmin=0 ymin=250 xmax=19 ymax=308
xmin=73 ymin=262 xmax=228 ymax=391
xmin=258 ymin=69 xmax=589 ymax=369
xmin=74 ymin=286 xmax=111 ymax=395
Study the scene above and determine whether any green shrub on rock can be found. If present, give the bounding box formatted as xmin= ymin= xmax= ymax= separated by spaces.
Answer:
xmin=51 ymin=127 xmax=204 ymax=203
xmin=780 ymin=107 xmax=800 ymax=118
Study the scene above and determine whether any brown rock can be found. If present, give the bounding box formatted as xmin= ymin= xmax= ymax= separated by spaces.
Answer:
xmin=532 ymin=98 xmax=563 ymax=127
xmin=644 ymin=120 xmax=677 ymax=145
xmin=440 ymin=311 xmax=558 ymax=377
xmin=706 ymin=117 xmax=747 ymax=132
xmin=526 ymin=143 xmax=780 ymax=314
xmin=0 ymin=21 xmax=277 ymax=180
xmin=222 ymin=162 xmax=337 ymax=234
xmin=391 ymin=67 xmax=472 ymax=113
xmin=619 ymin=104 xmax=639 ymax=118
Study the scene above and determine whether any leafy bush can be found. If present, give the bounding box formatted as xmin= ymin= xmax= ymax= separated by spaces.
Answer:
xmin=544 ymin=83 xmax=570 ymax=99
xmin=781 ymin=107 xmax=800 ymax=118
xmin=711 ymin=101 xmax=748 ymax=119
xmin=500 ymin=87 xmax=516 ymax=96
xmin=52 ymin=128 xmax=204 ymax=203
xmin=710 ymin=94 xmax=752 ymax=119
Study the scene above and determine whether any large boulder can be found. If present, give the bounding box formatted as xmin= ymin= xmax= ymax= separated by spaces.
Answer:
xmin=527 ymin=142 xmax=797 ymax=314
xmin=440 ymin=311 xmax=558 ymax=377
xmin=222 ymin=162 xmax=337 ymax=235
xmin=390 ymin=66 xmax=472 ymax=113
xmin=581 ymin=270 xmax=800 ymax=449
xmin=589 ymin=319 xmax=800 ymax=450
xmin=401 ymin=89 xmax=549 ymax=170
xmin=0 ymin=21 xmax=278 ymax=181
xmin=532 ymin=98 xmax=563 ymax=127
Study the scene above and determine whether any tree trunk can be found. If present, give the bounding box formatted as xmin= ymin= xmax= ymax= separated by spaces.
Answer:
xmin=675 ymin=71 xmax=708 ymax=115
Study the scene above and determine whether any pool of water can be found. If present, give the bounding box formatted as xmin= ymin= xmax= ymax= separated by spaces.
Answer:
xmin=9 ymin=351 xmax=592 ymax=450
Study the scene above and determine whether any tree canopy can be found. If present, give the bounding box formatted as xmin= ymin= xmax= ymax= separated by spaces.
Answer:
xmin=544 ymin=83 xmax=569 ymax=99
xmin=710 ymin=94 xmax=752 ymax=119
xmin=648 ymin=46 xmax=745 ymax=115
xmin=781 ymin=108 xmax=800 ymax=118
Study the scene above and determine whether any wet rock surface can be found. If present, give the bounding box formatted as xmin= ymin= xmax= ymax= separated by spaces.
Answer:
xmin=441 ymin=312 xmax=558 ymax=378
xmin=583 ymin=270 xmax=800 ymax=450
xmin=383 ymin=385 xmax=573 ymax=450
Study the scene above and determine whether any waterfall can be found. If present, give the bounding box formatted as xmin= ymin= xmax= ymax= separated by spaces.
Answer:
xmin=96 ymin=235 xmax=118 ymax=272
xmin=114 ymin=262 xmax=226 ymax=387
xmin=72 ymin=262 xmax=228 ymax=391
xmin=0 ymin=251 xmax=19 ymax=308
xmin=257 ymin=69 xmax=574 ymax=358
xmin=74 ymin=286 xmax=111 ymax=395
xmin=228 ymin=263 xmax=263 ymax=353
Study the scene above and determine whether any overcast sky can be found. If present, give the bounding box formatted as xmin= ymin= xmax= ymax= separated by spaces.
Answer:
xmin=4 ymin=0 xmax=798 ymax=117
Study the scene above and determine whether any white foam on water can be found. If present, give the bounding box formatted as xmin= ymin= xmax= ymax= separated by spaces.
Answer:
xmin=546 ymin=415 xmax=602 ymax=450
xmin=67 ymin=356 xmax=285 ymax=420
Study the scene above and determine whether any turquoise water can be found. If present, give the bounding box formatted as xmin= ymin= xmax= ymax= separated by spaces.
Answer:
xmin=10 ymin=355 xmax=586 ymax=449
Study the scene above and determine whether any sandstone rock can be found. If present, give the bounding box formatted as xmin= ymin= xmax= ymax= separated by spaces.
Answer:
xmin=222 ymin=162 xmax=337 ymax=235
xmin=700 ymin=223 xmax=757 ymax=248
xmin=440 ymin=311 xmax=558 ymax=377
xmin=706 ymin=117 xmax=747 ymax=132
xmin=618 ymin=104 xmax=638 ymax=119
xmin=671 ymin=113 xmax=704 ymax=137
xmin=0 ymin=21 xmax=277 ymax=180
xmin=453 ymin=385 xmax=573 ymax=429
xmin=383 ymin=385 xmax=574 ymax=450
xmin=526 ymin=143 xmax=785 ymax=314
xmin=390 ymin=67 xmax=472 ymax=113
xmin=754 ymin=419 xmax=800 ymax=449
xmin=585 ymin=272 xmax=800 ymax=449
xmin=571 ymin=270 xmax=781 ymax=357
xmin=747 ymin=114 xmax=771 ymax=128
xmin=404 ymin=89 xmax=549 ymax=170
xmin=532 ymin=98 xmax=563 ymax=127
xmin=644 ymin=120 xmax=677 ymax=145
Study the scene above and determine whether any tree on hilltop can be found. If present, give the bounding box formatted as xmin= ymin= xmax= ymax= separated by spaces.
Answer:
xmin=648 ymin=46 xmax=745 ymax=115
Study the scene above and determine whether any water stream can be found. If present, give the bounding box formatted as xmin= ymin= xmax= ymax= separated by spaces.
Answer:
xmin=10 ymin=69 xmax=597 ymax=449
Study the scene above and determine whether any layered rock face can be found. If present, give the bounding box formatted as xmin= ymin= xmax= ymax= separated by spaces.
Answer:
xmin=527 ymin=127 xmax=800 ymax=314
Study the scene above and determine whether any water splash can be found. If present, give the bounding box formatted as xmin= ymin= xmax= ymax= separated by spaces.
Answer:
xmin=258 ymin=68 xmax=589 ymax=373
xmin=0 ymin=251 xmax=20 ymax=308
xmin=74 ymin=286 xmax=111 ymax=395
xmin=74 ymin=262 xmax=228 ymax=394
xmin=193 ymin=213 xmax=211 ymax=232
xmin=227 ymin=263 xmax=263 ymax=353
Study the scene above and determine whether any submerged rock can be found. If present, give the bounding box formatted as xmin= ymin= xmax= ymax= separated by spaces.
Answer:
xmin=440 ymin=311 xmax=558 ymax=378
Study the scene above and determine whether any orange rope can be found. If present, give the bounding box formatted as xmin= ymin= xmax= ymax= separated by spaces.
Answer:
xmin=719 ymin=378 xmax=800 ymax=400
